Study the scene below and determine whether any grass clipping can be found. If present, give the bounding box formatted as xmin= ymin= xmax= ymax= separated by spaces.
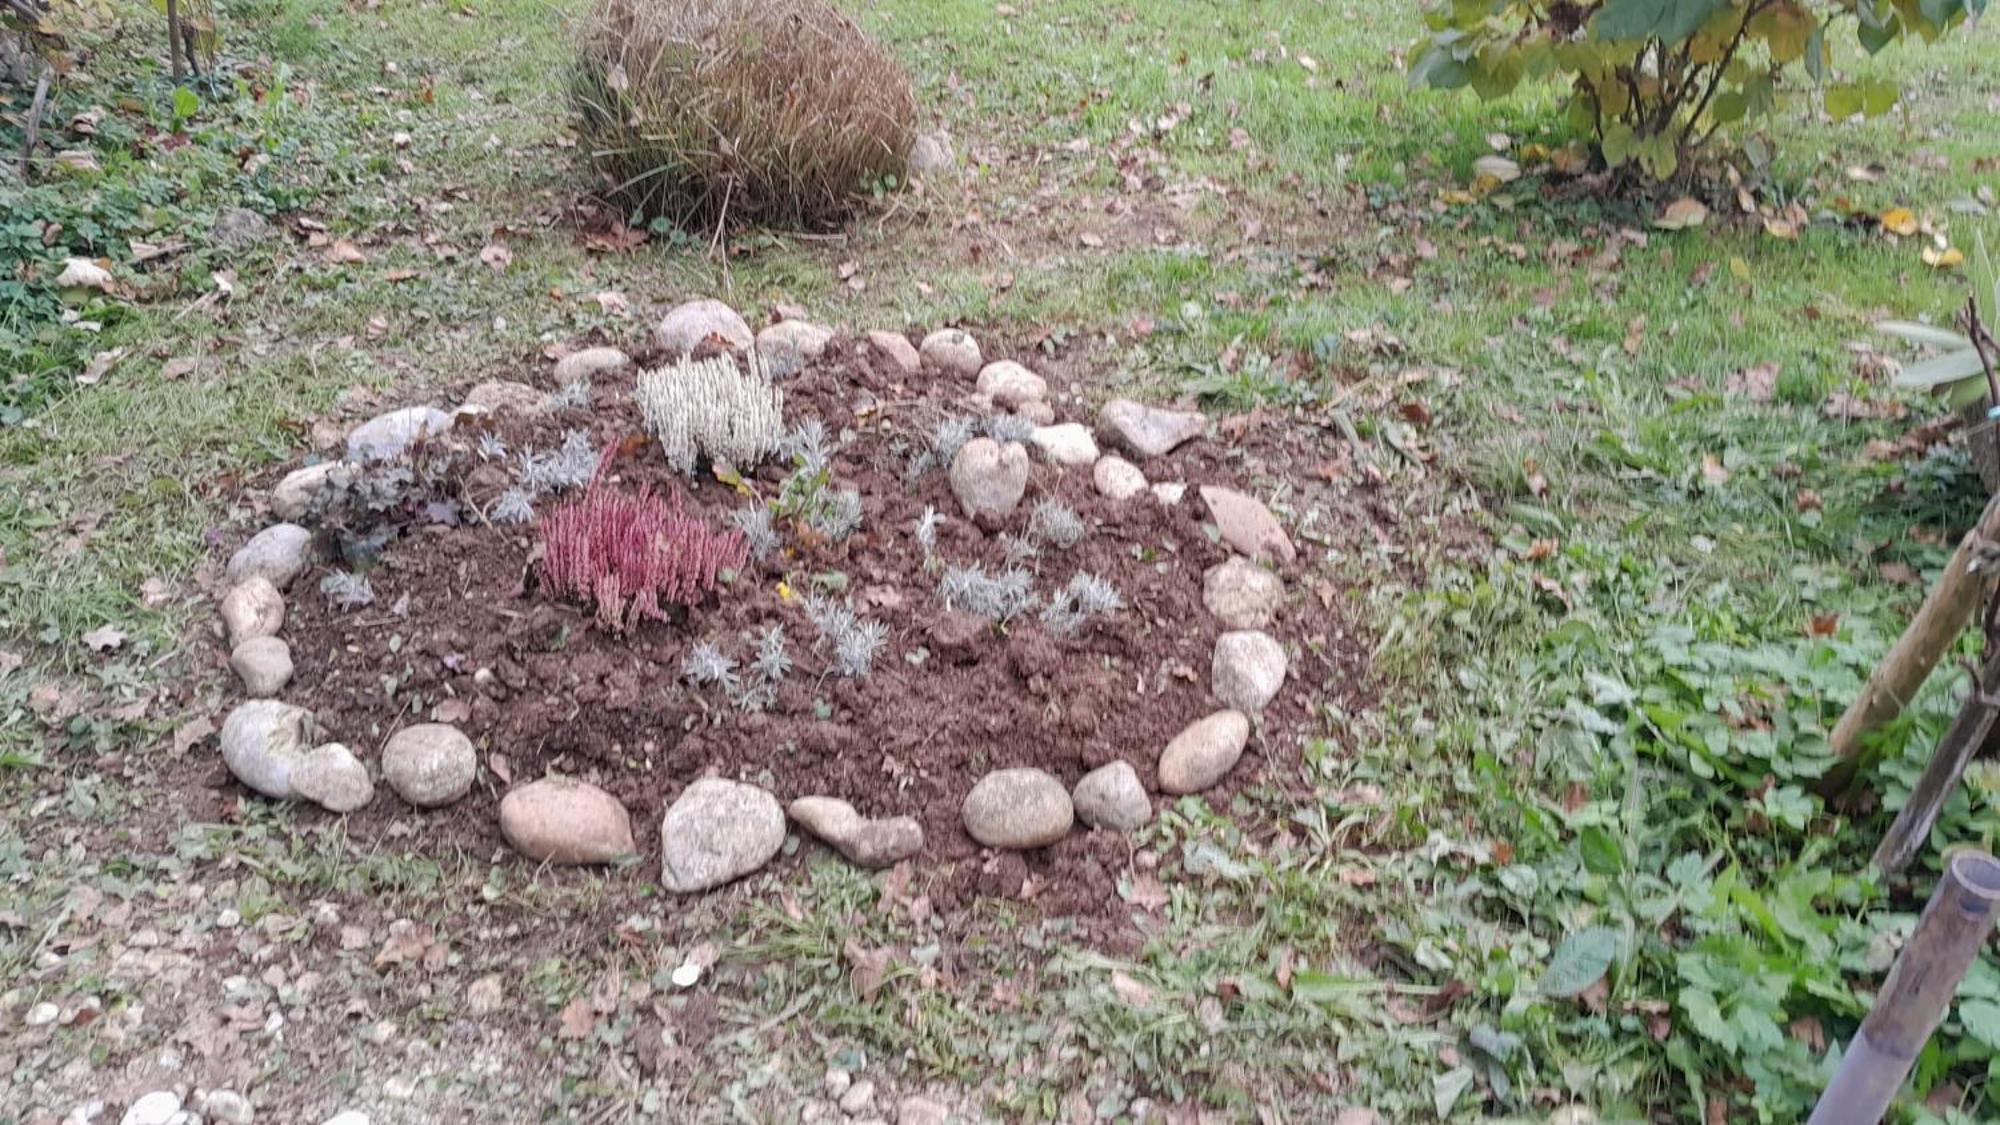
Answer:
xmin=573 ymin=0 xmax=917 ymax=230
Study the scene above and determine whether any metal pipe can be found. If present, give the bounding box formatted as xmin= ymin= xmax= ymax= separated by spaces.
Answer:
xmin=1808 ymin=849 xmax=2000 ymax=1125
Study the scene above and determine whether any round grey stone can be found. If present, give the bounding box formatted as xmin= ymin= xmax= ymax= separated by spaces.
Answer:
xmin=788 ymin=796 xmax=924 ymax=868
xmin=220 ymin=700 xmax=317 ymax=799
xmin=120 ymin=1091 xmax=181 ymax=1125
xmin=271 ymin=463 xmax=338 ymax=522
xmin=1202 ymin=557 xmax=1283 ymax=630
xmin=347 ymin=406 xmax=454 ymax=462
xmin=1093 ymin=456 xmax=1147 ymax=500
xmin=920 ymin=328 xmax=982 ymax=377
xmin=1071 ymin=761 xmax=1150 ymax=831
xmin=962 ymin=768 xmax=1073 ymax=849
xmin=655 ymin=298 xmax=752 ymax=356
xmin=660 ymin=779 xmax=785 ymax=893
xmin=909 ymin=131 xmax=954 ymax=176
xmin=460 ymin=380 xmax=546 ymax=416
xmin=1157 ymin=711 xmax=1251 ymax=795
xmin=220 ymin=577 xmax=285 ymax=648
xmin=896 ymin=1096 xmax=951 ymax=1125
xmin=291 ymin=743 xmax=373 ymax=813
xmin=1212 ymin=631 xmax=1287 ymax=713
xmin=1099 ymin=398 xmax=1206 ymax=459
xmin=382 ymin=723 xmax=477 ymax=808
xmin=866 ymin=330 xmax=921 ymax=375
xmin=975 ymin=361 xmax=1047 ymax=407
xmin=499 ymin=778 xmax=635 ymax=865
xmin=226 ymin=523 xmax=313 ymax=590
xmin=755 ymin=320 xmax=835 ymax=367
xmin=199 ymin=1091 xmax=254 ymax=1125
xmin=1200 ymin=485 xmax=1296 ymax=564
xmin=229 ymin=636 xmax=294 ymax=698
xmin=948 ymin=437 xmax=1030 ymax=527
xmin=553 ymin=346 xmax=631 ymax=384
xmin=1029 ymin=423 xmax=1098 ymax=467
xmin=210 ymin=208 xmax=272 ymax=250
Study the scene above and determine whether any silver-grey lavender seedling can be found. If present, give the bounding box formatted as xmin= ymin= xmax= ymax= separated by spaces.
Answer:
xmin=319 ymin=570 xmax=376 ymax=611
xmin=914 ymin=506 xmax=944 ymax=557
xmin=491 ymin=488 xmax=536 ymax=525
xmin=731 ymin=506 xmax=780 ymax=561
xmin=681 ymin=641 xmax=740 ymax=693
xmin=834 ymin=618 xmax=888 ymax=678
xmin=802 ymin=596 xmax=887 ymax=678
xmin=780 ymin=418 xmax=834 ymax=475
xmin=999 ymin=534 xmax=1038 ymax=567
xmin=807 ymin=488 xmax=863 ymax=541
xmin=1028 ymin=499 xmax=1085 ymax=549
xmin=549 ymin=376 xmax=592 ymax=410
xmin=939 ymin=564 xmax=1037 ymax=621
xmin=1040 ymin=570 xmax=1124 ymax=636
xmin=753 ymin=625 xmax=793 ymax=684
xmin=515 ymin=429 xmax=598 ymax=496
xmin=477 ymin=432 xmax=509 ymax=460
xmin=984 ymin=413 xmax=1037 ymax=444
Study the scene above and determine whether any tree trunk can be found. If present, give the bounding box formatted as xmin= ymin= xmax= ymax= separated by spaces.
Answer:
xmin=166 ymin=0 xmax=184 ymax=84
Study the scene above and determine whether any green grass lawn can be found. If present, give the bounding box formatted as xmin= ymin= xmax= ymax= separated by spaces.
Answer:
xmin=4 ymin=0 xmax=2000 ymax=1120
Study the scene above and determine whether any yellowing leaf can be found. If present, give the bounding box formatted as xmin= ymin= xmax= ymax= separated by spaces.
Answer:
xmin=1655 ymin=197 xmax=1709 ymax=230
xmin=1472 ymin=154 xmax=1521 ymax=184
xmin=1880 ymin=207 xmax=1919 ymax=236
xmin=1922 ymin=246 xmax=1965 ymax=269
xmin=326 ymin=239 xmax=367 ymax=265
xmin=1729 ymin=256 xmax=1751 ymax=281
xmin=55 ymin=257 xmax=114 ymax=290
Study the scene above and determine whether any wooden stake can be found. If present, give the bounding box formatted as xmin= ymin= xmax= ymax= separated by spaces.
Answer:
xmin=1871 ymin=650 xmax=2000 ymax=873
xmin=1808 ymin=851 xmax=2000 ymax=1124
xmin=1822 ymin=491 xmax=2000 ymax=792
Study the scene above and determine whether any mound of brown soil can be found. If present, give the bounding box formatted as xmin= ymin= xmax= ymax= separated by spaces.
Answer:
xmin=252 ymin=338 xmax=1391 ymax=921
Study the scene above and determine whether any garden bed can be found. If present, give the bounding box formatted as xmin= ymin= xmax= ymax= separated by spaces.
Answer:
xmin=216 ymin=323 xmax=1402 ymax=920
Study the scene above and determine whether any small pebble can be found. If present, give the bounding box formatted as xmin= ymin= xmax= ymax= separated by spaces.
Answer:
xmin=839 ymin=1079 xmax=877 ymax=1116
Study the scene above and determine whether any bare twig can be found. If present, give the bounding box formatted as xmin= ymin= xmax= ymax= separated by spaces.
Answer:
xmin=19 ymin=66 xmax=51 ymax=179
xmin=1872 ymin=653 xmax=2000 ymax=873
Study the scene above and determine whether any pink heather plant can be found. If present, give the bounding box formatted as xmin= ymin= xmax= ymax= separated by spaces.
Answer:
xmin=537 ymin=443 xmax=748 ymax=630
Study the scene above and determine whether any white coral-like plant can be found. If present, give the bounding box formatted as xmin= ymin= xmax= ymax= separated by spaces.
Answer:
xmin=636 ymin=354 xmax=785 ymax=473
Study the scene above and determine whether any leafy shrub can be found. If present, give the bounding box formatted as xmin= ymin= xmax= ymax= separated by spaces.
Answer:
xmin=536 ymin=443 xmax=748 ymax=629
xmin=1412 ymin=0 xmax=1985 ymax=180
xmin=572 ymin=0 xmax=917 ymax=230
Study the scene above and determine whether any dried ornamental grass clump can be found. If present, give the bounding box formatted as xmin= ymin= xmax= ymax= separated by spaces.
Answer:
xmin=572 ymin=0 xmax=917 ymax=230
xmin=537 ymin=443 xmax=748 ymax=630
